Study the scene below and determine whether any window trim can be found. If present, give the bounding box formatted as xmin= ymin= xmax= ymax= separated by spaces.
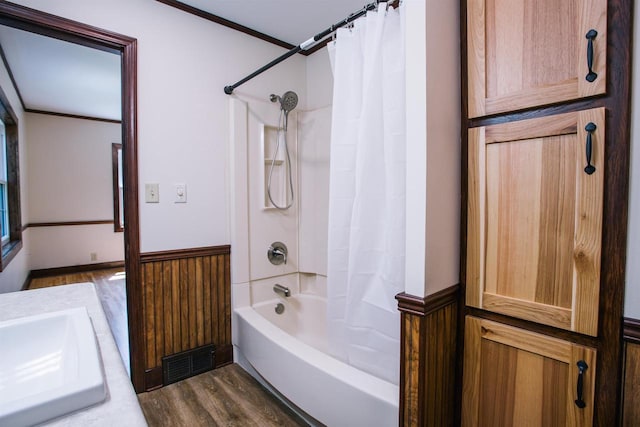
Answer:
xmin=0 ymin=84 xmax=22 ymax=272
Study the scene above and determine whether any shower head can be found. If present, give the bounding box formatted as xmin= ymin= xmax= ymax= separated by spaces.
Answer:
xmin=281 ymin=91 xmax=298 ymax=113
xmin=269 ymin=91 xmax=298 ymax=113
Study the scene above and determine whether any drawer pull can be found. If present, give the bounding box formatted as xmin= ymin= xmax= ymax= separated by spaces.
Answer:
xmin=574 ymin=360 xmax=588 ymax=408
xmin=585 ymin=29 xmax=598 ymax=82
xmin=584 ymin=122 xmax=597 ymax=175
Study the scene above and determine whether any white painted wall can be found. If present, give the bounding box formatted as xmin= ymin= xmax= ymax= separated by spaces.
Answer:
xmin=26 ymin=113 xmax=120 ymax=222
xmin=12 ymin=0 xmax=307 ymax=254
xmin=625 ymin=4 xmax=640 ymax=319
xmin=0 ymin=43 xmax=29 ymax=293
xmin=424 ymin=0 xmax=461 ymax=296
xmin=25 ymin=113 xmax=124 ymax=269
xmin=405 ymin=0 xmax=461 ymax=297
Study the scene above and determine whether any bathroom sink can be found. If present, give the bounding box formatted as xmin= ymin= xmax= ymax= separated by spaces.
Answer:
xmin=0 ymin=307 xmax=107 ymax=427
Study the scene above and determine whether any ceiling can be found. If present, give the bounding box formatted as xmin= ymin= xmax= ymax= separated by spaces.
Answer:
xmin=178 ymin=0 xmax=372 ymax=46
xmin=0 ymin=25 xmax=121 ymax=121
xmin=0 ymin=0 xmax=373 ymax=121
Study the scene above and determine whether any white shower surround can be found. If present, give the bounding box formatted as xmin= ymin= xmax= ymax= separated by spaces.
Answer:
xmin=230 ymin=98 xmax=401 ymax=423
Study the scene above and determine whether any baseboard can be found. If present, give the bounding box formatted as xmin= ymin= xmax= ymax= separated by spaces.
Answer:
xmin=624 ymin=317 xmax=640 ymax=345
xmin=29 ymin=261 xmax=125 ymax=279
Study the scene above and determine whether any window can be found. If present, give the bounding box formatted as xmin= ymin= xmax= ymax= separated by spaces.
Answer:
xmin=0 ymin=85 xmax=22 ymax=271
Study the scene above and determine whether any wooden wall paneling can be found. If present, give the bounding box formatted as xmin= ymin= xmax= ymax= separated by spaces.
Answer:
xmin=622 ymin=318 xmax=640 ymax=426
xmin=140 ymin=246 xmax=232 ymax=391
xmin=622 ymin=342 xmax=640 ymax=426
xmin=396 ymin=285 xmax=459 ymax=426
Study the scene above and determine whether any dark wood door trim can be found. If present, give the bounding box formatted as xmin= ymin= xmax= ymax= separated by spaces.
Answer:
xmin=0 ymin=2 xmax=144 ymax=392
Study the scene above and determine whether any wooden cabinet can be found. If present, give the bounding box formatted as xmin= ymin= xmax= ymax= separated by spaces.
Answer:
xmin=467 ymin=0 xmax=607 ymax=118
xmin=466 ymin=108 xmax=605 ymax=336
xmin=462 ymin=316 xmax=597 ymax=426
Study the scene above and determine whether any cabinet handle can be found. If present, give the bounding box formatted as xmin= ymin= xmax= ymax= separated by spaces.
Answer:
xmin=585 ymin=29 xmax=598 ymax=82
xmin=574 ymin=360 xmax=588 ymax=408
xmin=584 ymin=122 xmax=597 ymax=175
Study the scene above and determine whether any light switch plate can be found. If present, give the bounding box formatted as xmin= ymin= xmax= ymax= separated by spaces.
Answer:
xmin=145 ymin=183 xmax=159 ymax=203
xmin=175 ymin=183 xmax=187 ymax=203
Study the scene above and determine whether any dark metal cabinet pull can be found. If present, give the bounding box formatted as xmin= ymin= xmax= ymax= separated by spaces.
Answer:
xmin=574 ymin=360 xmax=588 ymax=408
xmin=586 ymin=29 xmax=598 ymax=82
xmin=584 ymin=122 xmax=597 ymax=175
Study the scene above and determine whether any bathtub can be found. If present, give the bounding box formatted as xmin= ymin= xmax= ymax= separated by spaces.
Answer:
xmin=234 ymin=294 xmax=399 ymax=427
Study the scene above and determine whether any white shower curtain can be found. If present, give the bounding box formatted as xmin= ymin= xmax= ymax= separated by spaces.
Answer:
xmin=326 ymin=5 xmax=405 ymax=385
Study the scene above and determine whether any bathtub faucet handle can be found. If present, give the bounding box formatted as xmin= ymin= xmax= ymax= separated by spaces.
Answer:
xmin=272 ymin=247 xmax=287 ymax=264
xmin=273 ymin=284 xmax=291 ymax=297
xmin=267 ymin=242 xmax=288 ymax=265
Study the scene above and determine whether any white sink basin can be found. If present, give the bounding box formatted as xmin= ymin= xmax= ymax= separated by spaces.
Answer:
xmin=0 ymin=307 xmax=107 ymax=427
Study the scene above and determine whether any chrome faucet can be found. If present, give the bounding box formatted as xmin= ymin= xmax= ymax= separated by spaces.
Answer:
xmin=267 ymin=242 xmax=288 ymax=265
xmin=273 ymin=284 xmax=291 ymax=297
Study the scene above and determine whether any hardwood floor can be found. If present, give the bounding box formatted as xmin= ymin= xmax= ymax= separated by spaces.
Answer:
xmin=28 ymin=267 xmax=130 ymax=373
xmin=138 ymin=364 xmax=308 ymax=427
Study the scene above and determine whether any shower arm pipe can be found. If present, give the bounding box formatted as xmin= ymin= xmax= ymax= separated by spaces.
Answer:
xmin=223 ymin=0 xmax=391 ymax=95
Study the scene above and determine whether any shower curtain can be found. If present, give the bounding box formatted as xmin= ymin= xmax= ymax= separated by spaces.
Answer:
xmin=326 ymin=5 xmax=405 ymax=385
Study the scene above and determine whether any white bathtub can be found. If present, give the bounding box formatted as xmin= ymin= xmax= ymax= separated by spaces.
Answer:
xmin=235 ymin=294 xmax=399 ymax=427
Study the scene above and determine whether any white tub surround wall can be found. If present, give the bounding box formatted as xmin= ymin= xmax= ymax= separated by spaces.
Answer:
xmin=229 ymin=96 xmax=299 ymax=284
xmin=0 ymin=283 xmax=146 ymax=426
xmin=25 ymin=113 xmax=124 ymax=269
xmin=298 ymin=107 xmax=331 ymax=276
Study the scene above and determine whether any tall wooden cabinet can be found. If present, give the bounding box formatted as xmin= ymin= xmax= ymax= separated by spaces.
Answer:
xmin=468 ymin=0 xmax=607 ymax=118
xmin=467 ymin=108 xmax=605 ymax=336
xmin=463 ymin=317 xmax=597 ymax=426
xmin=461 ymin=0 xmax=631 ymax=425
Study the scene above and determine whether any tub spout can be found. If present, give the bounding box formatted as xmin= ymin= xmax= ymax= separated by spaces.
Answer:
xmin=273 ymin=284 xmax=291 ymax=297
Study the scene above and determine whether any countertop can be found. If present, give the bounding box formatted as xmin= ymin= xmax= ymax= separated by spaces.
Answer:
xmin=0 ymin=283 xmax=147 ymax=426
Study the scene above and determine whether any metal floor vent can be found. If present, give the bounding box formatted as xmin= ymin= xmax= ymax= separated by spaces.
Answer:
xmin=162 ymin=344 xmax=215 ymax=385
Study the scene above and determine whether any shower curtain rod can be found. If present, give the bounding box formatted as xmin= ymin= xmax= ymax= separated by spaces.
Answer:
xmin=223 ymin=0 xmax=395 ymax=95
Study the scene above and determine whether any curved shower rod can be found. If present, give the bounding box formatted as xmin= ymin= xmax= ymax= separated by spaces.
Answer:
xmin=223 ymin=0 xmax=397 ymax=95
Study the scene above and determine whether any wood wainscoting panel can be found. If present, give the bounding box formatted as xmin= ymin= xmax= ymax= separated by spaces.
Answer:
xmin=140 ymin=246 xmax=232 ymax=390
xmin=396 ymin=285 xmax=459 ymax=426
xmin=623 ymin=318 xmax=640 ymax=426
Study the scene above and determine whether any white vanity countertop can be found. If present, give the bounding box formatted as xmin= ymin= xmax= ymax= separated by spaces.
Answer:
xmin=0 ymin=283 xmax=147 ymax=426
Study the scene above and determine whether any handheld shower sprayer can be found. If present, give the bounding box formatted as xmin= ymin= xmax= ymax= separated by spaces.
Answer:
xmin=270 ymin=91 xmax=299 ymax=129
xmin=267 ymin=90 xmax=298 ymax=210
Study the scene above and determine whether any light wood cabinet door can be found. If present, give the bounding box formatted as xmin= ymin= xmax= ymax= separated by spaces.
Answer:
xmin=462 ymin=317 xmax=596 ymax=427
xmin=467 ymin=108 xmax=604 ymax=336
xmin=467 ymin=0 xmax=607 ymax=118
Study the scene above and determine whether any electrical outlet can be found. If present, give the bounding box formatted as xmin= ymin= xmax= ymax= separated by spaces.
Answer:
xmin=145 ymin=183 xmax=159 ymax=203
xmin=90 ymin=252 xmax=97 ymax=261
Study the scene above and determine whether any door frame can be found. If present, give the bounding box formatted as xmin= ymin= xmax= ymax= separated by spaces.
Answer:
xmin=0 ymin=2 xmax=145 ymax=392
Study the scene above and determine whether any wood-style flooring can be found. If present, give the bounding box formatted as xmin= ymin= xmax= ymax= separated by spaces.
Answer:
xmin=30 ymin=270 xmax=309 ymax=426
xmin=28 ymin=267 xmax=130 ymax=373
xmin=138 ymin=364 xmax=308 ymax=427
